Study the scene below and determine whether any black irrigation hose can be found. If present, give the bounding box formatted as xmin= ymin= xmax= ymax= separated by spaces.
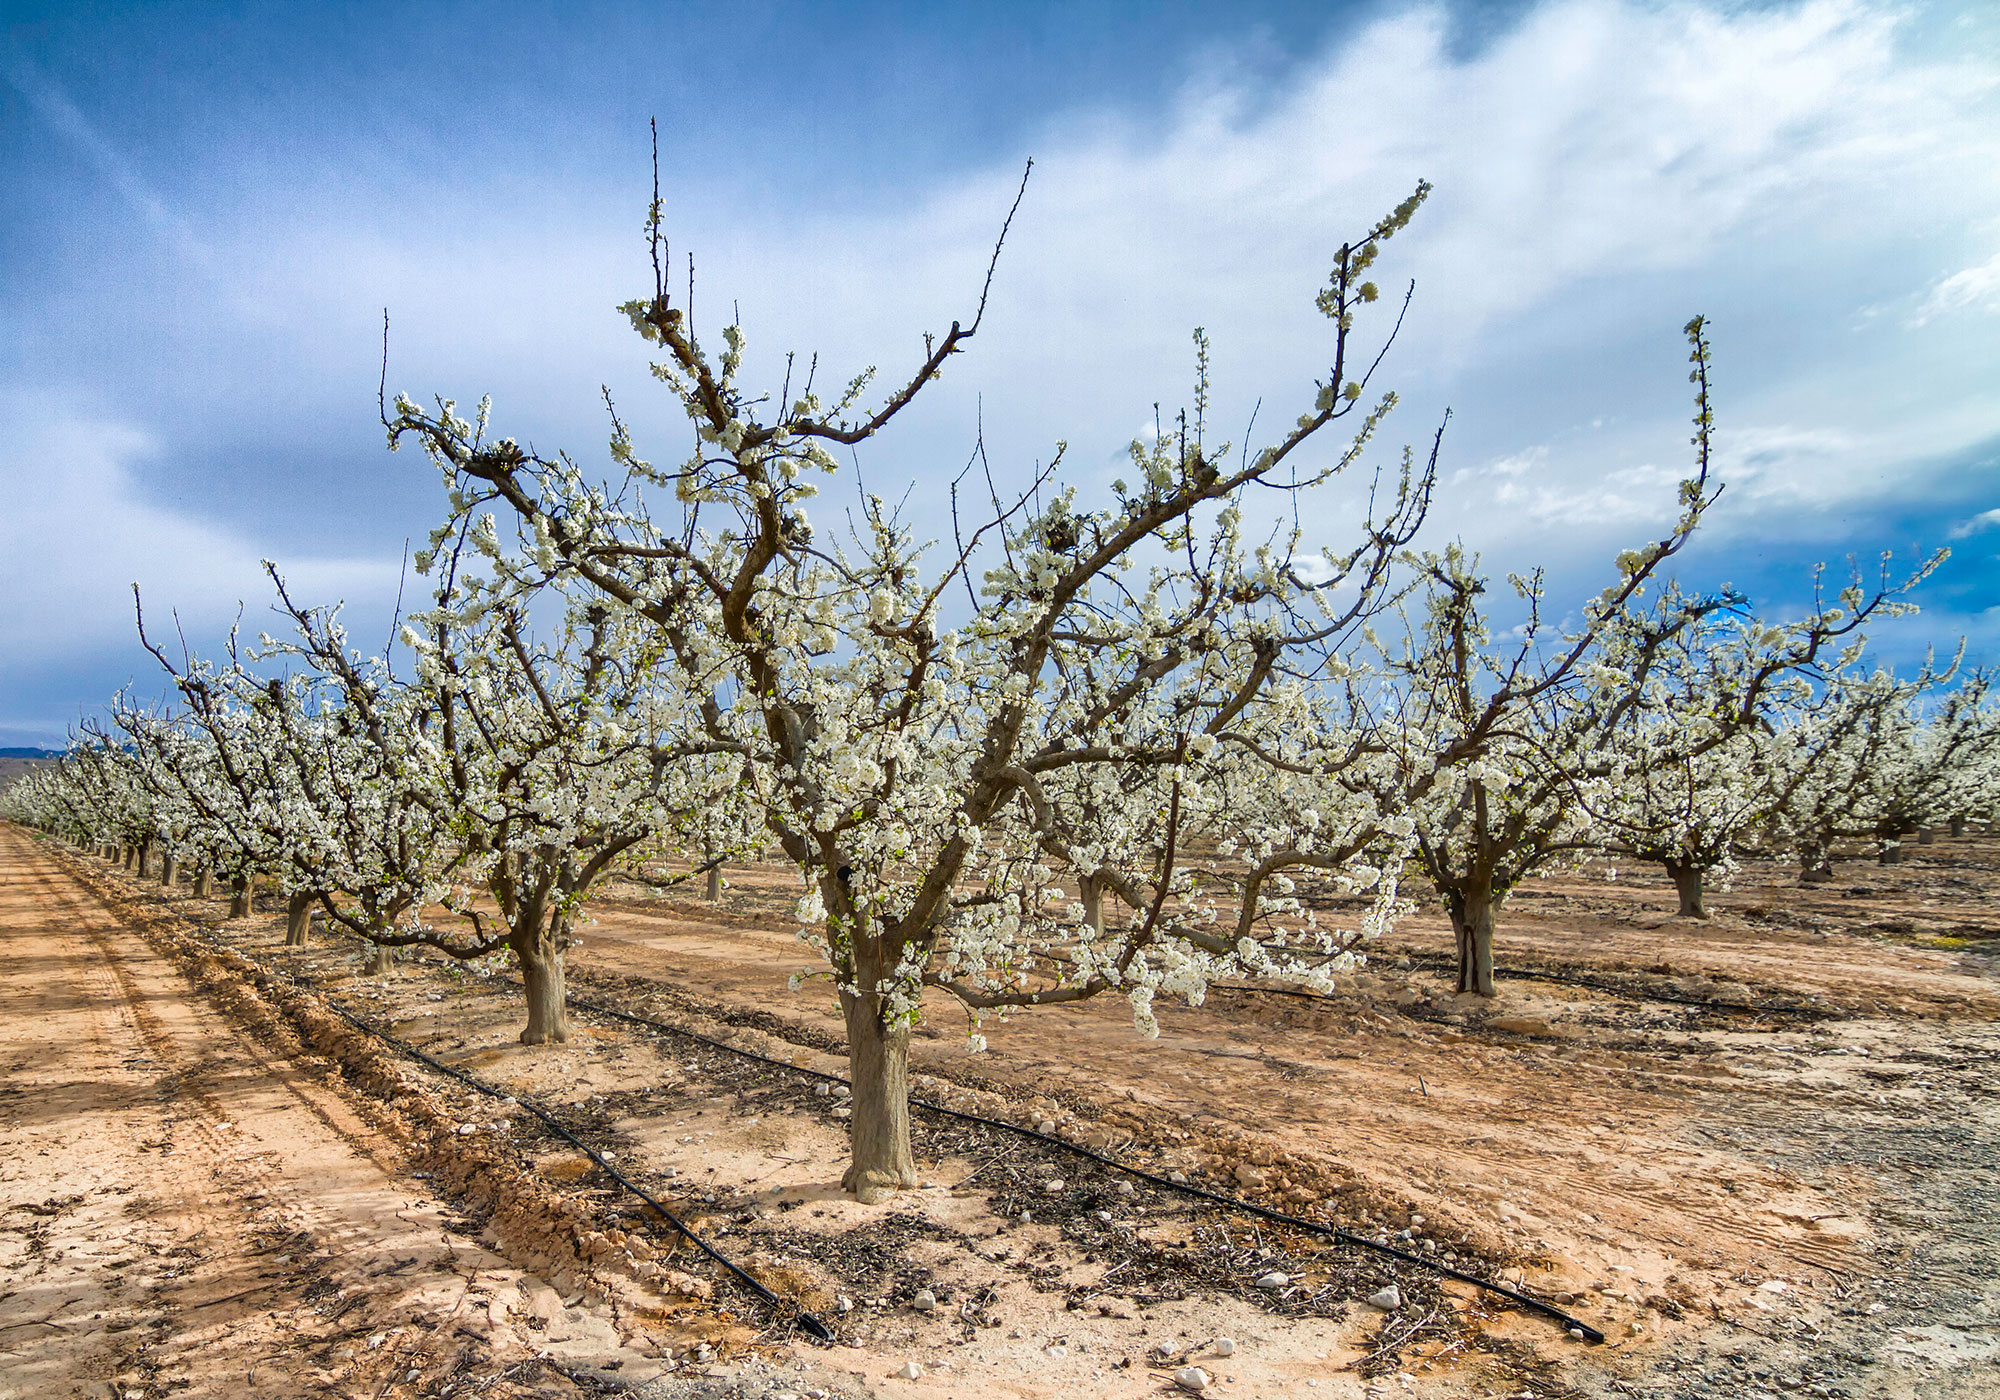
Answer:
xmin=277 ymin=966 xmax=836 ymax=1343
xmin=1385 ymin=951 xmax=1827 ymax=1017
xmin=565 ymin=992 xmax=1609 ymax=1344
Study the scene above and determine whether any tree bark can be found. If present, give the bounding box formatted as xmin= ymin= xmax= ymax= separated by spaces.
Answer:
xmin=160 ymin=852 xmax=178 ymax=887
xmin=193 ymin=869 xmax=214 ymax=899
xmin=228 ymin=874 xmax=253 ymax=918
xmin=368 ymin=942 xmax=395 ymax=975
xmin=135 ymin=840 xmax=153 ymax=878
xmin=284 ymin=889 xmax=314 ymax=946
xmin=1799 ymin=841 xmax=1834 ymax=884
xmin=1664 ymin=859 xmax=1708 ymax=919
xmin=514 ymin=930 xmax=570 ymax=1044
xmin=1448 ymin=884 xmax=1498 ymax=997
xmin=838 ymin=982 xmax=918 ymax=1202
xmin=1878 ymin=840 xmax=1903 ymax=866
xmin=122 ymin=846 xmax=136 ymax=870
xmin=1916 ymin=827 xmax=1936 ymax=846
xmin=1950 ymin=816 xmax=1968 ymax=839
xmin=705 ymin=863 xmax=723 ymax=902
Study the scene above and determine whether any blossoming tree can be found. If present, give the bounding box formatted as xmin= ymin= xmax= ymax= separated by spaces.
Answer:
xmin=384 ymin=169 xmax=1441 ymax=1199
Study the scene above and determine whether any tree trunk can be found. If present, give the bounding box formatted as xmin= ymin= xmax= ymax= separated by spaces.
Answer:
xmin=193 ymin=868 xmax=213 ymax=899
xmin=1799 ymin=841 xmax=1834 ymax=884
xmin=228 ymin=874 xmax=253 ymax=918
xmin=1950 ymin=815 xmax=1967 ymax=838
xmin=1878 ymin=840 xmax=1903 ymax=866
xmin=838 ymin=982 xmax=917 ymax=1202
xmin=1664 ymin=860 xmax=1708 ymax=919
xmin=121 ymin=846 xmax=136 ymax=870
xmin=705 ymin=863 xmax=723 ymax=902
xmin=368 ymin=942 xmax=395 ymax=975
xmin=160 ymin=852 xmax=178 ymax=887
xmin=514 ymin=930 xmax=570 ymax=1045
xmin=1916 ymin=827 xmax=1936 ymax=846
xmin=284 ymin=889 xmax=314 ymax=946
xmin=135 ymin=841 xmax=153 ymax=878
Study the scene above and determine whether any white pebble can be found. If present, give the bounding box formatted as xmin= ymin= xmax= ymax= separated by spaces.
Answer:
xmin=897 ymin=1360 xmax=923 ymax=1380
xmin=1367 ymin=1285 xmax=1402 ymax=1310
xmin=1212 ymin=1337 xmax=1238 ymax=1356
xmin=911 ymin=1289 xmax=936 ymax=1312
xmin=1044 ymin=1179 xmax=1066 ymax=1194
xmin=1175 ymin=1365 xmax=1212 ymax=1393
xmin=1256 ymin=1271 xmax=1289 ymax=1290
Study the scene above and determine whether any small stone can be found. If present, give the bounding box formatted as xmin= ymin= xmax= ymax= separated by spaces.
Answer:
xmin=1256 ymin=1272 xmax=1289 ymax=1290
xmin=1175 ymin=1365 xmax=1212 ymax=1392
xmin=1212 ymin=1337 xmax=1238 ymax=1357
xmin=1094 ymin=1211 xmax=1113 ymax=1223
xmin=1045 ymin=1179 xmax=1066 ymax=1194
xmin=1045 ymin=1345 xmax=1068 ymax=1358
xmin=456 ymin=1123 xmax=477 ymax=1135
xmin=897 ymin=1361 xmax=923 ymax=1380
xmin=1366 ymin=1285 xmax=1402 ymax=1311
xmin=832 ymin=1107 xmax=852 ymax=1119
xmin=1234 ymin=1164 xmax=1268 ymax=1190
xmin=1568 ymin=1327 xmax=1586 ymax=1340
xmin=1168 ymin=1171 xmax=1189 ymax=1184
xmin=1118 ymin=1181 xmax=1136 ymax=1196
xmin=1490 ymin=1015 xmax=1553 ymax=1036
xmin=911 ymin=1289 xmax=936 ymax=1313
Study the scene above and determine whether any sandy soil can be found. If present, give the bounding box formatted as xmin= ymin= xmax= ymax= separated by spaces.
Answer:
xmin=5 ymin=824 xmax=1997 ymax=1400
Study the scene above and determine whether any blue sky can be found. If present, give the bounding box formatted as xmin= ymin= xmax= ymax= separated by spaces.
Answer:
xmin=3 ymin=0 xmax=1997 ymax=746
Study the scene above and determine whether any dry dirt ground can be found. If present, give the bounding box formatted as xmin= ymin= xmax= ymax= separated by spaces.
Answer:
xmin=3 ymin=823 xmax=1996 ymax=1400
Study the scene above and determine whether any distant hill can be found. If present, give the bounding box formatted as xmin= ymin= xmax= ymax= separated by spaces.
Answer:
xmin=0 ymin=751 xmax=57 ymax=793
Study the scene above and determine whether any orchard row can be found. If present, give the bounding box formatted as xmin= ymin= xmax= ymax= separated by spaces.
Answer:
xmin=7 ymin=180 xmax=1992 ymax=1199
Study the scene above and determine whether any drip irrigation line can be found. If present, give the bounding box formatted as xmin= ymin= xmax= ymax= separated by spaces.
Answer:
xmin=322 ymin=992 xmax=834 ymax=1341
xmin=1385 ymin=951 xmax=1826 ymax=1017
xmin=563 ymin=992 xmax=1608 ymax=1344
xmin=238 ymin=950 xmax=836 ymax=1344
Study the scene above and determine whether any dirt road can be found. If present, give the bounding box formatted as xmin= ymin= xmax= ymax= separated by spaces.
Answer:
xmin=0 ymin=825 xmax=610 ymax=1400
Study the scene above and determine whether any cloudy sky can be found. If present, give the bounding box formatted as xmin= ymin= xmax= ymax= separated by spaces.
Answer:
xmin=3 ymin=0 xmax=1997 ymax=747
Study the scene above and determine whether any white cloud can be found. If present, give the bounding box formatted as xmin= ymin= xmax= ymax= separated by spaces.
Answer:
xmin=1950 ymin=506 xmax=2000 ymax=539
xmin=0 ymin=392 xmax=401 ymax=658
xmin=1909 ymin=251 xmax=2000 ymax=327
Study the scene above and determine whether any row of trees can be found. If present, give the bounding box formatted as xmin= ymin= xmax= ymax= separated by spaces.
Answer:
xmin=7 ymin=173 xmax=1994 ymax=1199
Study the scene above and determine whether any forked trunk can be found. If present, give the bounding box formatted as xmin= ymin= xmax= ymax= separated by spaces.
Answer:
xmin=284 ymin=889 xmax=314 ymax=946
xmin=513 ymin=929 xmax=570 ymax=1045
xmin=160 ymin=852 xmax=178 ymax=887
xmin=193 ymin=869 xmax=213 ymax=899
xmin=839 ymin=981 xmax=917 ymax=1202
xmin=228 ymin=874 xmax=253 ymax=918
xmin=1664 ymin=859 xmax=1708 ymax=919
